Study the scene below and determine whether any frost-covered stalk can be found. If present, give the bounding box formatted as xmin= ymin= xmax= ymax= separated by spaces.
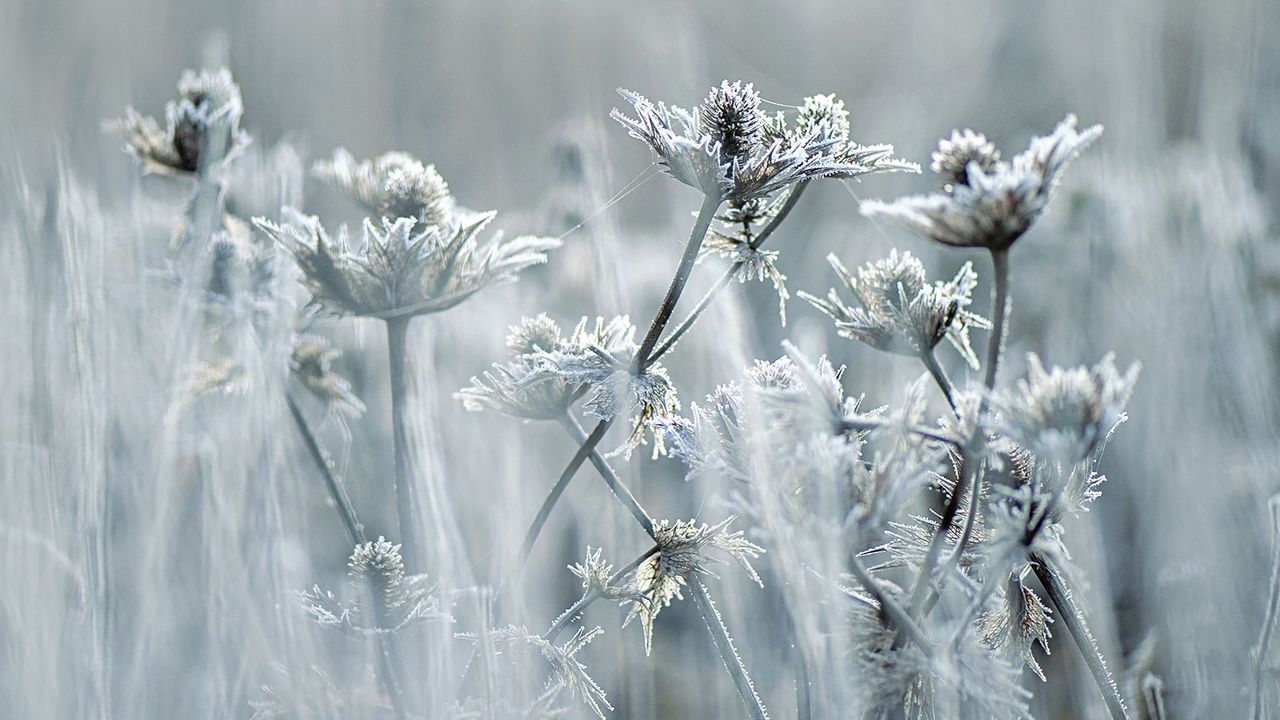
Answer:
xmin=285 ymin=393 xmax=365 ymax=546
xmin=1032 ymin=557 xmax=1129 ymax=720
xmin=690 ymin=583 xmax=770 ymax=720
xmin=386 ymin=315 xmax=422 ymax=569
xmin=1254 ymin=496 xmax=1280 ymax=720
xmin=650 ymin=181 xmax=809 ymax=361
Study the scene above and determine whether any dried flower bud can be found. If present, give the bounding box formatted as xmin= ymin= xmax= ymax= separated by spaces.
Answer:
xmin=698 ymin=80 xmax=765 ymax=164
xmin=931 ymin=129 xmax=1002 ymax=191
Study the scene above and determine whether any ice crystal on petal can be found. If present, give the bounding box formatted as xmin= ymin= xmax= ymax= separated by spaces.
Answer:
xmin=111 ymin=67 xmax=251 ymax=175
xmin=862 ymin=115 xmax=1102 ymax=250
xmin=314 ymin=148 xmax=455 ymax=225
xmin=992 ymin=353 xmax=1139 ymax=466
xmin=255 ymin=208 xmax=558 ymax=319
xmin=800 ymin=250 xmax=990 ymax=368
xmin=624 ymin=517 xmax=764 ymax=654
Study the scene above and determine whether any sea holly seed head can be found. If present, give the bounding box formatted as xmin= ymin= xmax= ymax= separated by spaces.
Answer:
xmin=698 ymin=80 xmax=766 ymax=164
xmin=931 ymin=129 xmax=1002 ymax=192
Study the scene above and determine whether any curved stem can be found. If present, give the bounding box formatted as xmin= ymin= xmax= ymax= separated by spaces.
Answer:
xmin=560 ymin=414 xmax=655 ymax=538
xmin=650 ymin=181 xmax=810 ymax=362
xmin=1031 ymin=555 xmax=1130 ymax=720
xmin=921 ymin=349 xmax=957 ymax=413
xmin=690 ymin=583 xmax=771 ymax=720
xmin=286 ymin=393 xmax=366 ymax=546
xmin=386 ymin=316 xmax=421 ymax=570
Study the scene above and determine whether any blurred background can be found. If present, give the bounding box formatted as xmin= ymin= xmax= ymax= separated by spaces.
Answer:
xmin=3 ymin=0 xmax=1280 ymax=718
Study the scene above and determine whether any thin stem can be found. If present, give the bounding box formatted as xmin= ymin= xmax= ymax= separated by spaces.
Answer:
xmin=545 ymin=545 xmax=659 ymax=643
xmin=690 ymin=583 xmax=771 ymax=720
xmin=849 ymin=556 xmax=931 ymax=650
xmin=386 ymin=315 xmax=421 ymax=570
xmin=286 ymin=393 xmax=366 ymax=546
xmin=1031 ymin=555 xmax=1130 ymax=720
xmin=650 ymin=181 xmax=810 ymax=362
xmin=559 ymin=414 xmax=656 ymax=538
xmin=904 ymin=247 xmax=1012 ymax=624
xmin=1253 ymin=497 xmax=1280 ymax=720
xmin=984 ymin=248 xmax=1011 ymax=393
xmin=921 ymin=349 xmax=957 ymax=413
xmin=516 ymin=418 xmax=613 ymax=568
xmin=520 ymin=194 xmax=721 ymax=565
xmin=634 ymin=194 xmax=721 ymax=370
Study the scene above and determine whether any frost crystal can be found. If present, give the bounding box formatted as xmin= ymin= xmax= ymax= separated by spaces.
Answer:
xmin=474 ymin=625 xmax=612 ymax=719
xmin=862 ymin=115 xmax=1102 ymax=250
xmin=111 ymin=67 xmax=251 ymax=175
xmin=255 ymin=207 xmax=558 ymax=319
xmin=800 ymin=249 xmax=991 ymax=368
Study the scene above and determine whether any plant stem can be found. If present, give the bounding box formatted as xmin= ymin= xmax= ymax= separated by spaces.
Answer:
xmin=839 ymin=417 xmax=963 ymax=447
xmin=650 ymin=181 xmax=809 ymax=362
xmin=516 ymin=418 xmax=614 ymax=568
xmin=690 ymin=583 xmax=771 ymax=720
xmin=849 ymin=556 xmax=931 ymax=650
xmin=1254 ymin=496 xmax=1280 ymax=720
xmin=285 ymin=394 xmax=406 ymax=720
xmin=634 ymin=194 xmax=722 ymax=370
xmin=545 ymin=545 xmax=658 ymax=643
xmin=386 ymin=315 xmax=421 ymax=570
xmin=1031 ymin=555 xmax=1129 ymax=720
xmin=921 ymin=349 xmax=957 ymax=413
xmin=286 ymin=393 xmax=366 ymax=546
xmin=904 ymin=247 xmax=1012 ymax=625
xmin=560 ymin=414 xmax=656 ymax=537
xmin=520 ymin=194 xmax=721 ymax=565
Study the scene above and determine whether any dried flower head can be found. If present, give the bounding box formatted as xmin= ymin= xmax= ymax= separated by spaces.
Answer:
xmin=255 ymin=207 xmax=558 ymax=319
xmin=777 ymin=93 xmax=921 ymax=175
xmin=459 ymin=315 xmax=637 ymax=421
xmin=612 ymin=83 xmax=874 ymax=202
xmin=314 ymin=148 xmax=455 ymax=225
xmin=800 ymin=250 xmax=991 ymax=368
xmin=702 ymin=196 xmax=792 ymax=324
xmin=862 ymin=115 xmax=1102 ymax=250
xmin=297 ymin=536 xmax=451 ymax=635
xmin=290 ymin=334 xmax=365 ymax=418
xmin=111 ymin=67 xmax=251 ymax=175
xmin=623 ymin=517 xmax=763 ymax=654
xmin=992 ymin=353 xmax=1139 ymax=466
xmin=931 ymin=129 xmax=1003 ymax=191
xmin=981 ymin=572 xmax=1054 ymax=681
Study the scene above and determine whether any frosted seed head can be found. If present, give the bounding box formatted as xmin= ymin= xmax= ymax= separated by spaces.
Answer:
xmin=699 ymin=80 xmax=766 ymax=164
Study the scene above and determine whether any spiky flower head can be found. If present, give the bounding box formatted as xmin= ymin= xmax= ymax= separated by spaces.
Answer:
xmin=783 ymin=93 xmax=921 ymax=175
xmin=623 ymin=517 xmax=763 ymax=654
xmin=255 ymin=208 xmax=558 ymax=319
xmin=800 ymin=250 xmax=991 ymax=369
xmin=290 ymin=334 xmax=365 ymax=417
xmin=698 ymin=80 xmax=766 ymax=164
xmin=568 ymin=546 xmax=649 ymax=607
xmin=458 ymin=315 xmax=636 ymax=421
xmin=297 ymin=536 xmax=451 ymax=636
xmin=981 ymin=571 xmax=1054 ymax=682
xmin=992 ymin=353 xmax=1139 ymax=466
xmin=112 ymin=67 xmax=251 ymax=175
xmin=612 ymin=83 xmax=890 ymax=202
xmin=862 ymin=115 xmax=1102 ymax=250
xmin=931 ymin=129 xmax=1003 ymax=191
xmin=314 ymin=149 xmax=454 ymax=225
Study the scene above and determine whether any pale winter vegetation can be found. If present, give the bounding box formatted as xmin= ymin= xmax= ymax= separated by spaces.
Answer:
xmin=3 ymin=2 xmax=1280 ymax=719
